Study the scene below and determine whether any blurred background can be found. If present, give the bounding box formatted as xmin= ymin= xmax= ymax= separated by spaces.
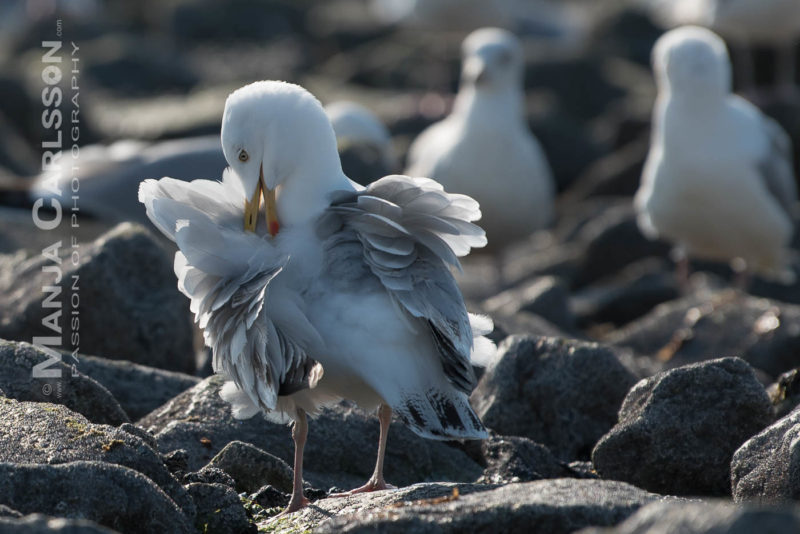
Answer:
xmin=0 ymin=0 xmax=796 ymax=196
xmin=0 ymin=0 xmax=799 ymax=371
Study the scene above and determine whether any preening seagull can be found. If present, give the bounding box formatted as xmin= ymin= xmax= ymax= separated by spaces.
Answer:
xmin=635 ymin=26 xmax=797 ymax=283
xmin=139 ymin=81 xmax=494 ymax=514
xmin=405 ymin=28 xmax=555 ymax=250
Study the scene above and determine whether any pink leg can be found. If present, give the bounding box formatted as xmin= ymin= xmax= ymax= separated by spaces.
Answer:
xmin=674 ymin=253 xmax=691 ymax=294
xmin=330 ymin=404 xmax=396 ymax=497
xmin=277 ymin=409 xmax=310 ymax=515
xmin=731 ymin=258 xmax=751 ymax=292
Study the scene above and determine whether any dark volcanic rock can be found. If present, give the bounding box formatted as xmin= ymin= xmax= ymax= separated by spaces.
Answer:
xmin=731 ymin=407 xmax=800 ymax=503
xmin=0 ymin=398 xmax=193 ymax=518
xmin=472 ymin=336 xmax=637 ymax=460
xmin=578 ymin=499 xmax=800 ymax=534
xmin=313 ymin=479 xmax=671 ymax=534
xmin=0 ymin=514 xmax=120 ymax=533
xmin=183 ymin=466 xmax=236 ymax=488
xmin=0 ymin=223 xmax=195 ymax=373
xmin=138 ymin=375 xmax=482 ymax=490
xmin=608 ymin=289 xmax=800 ymax=379
xmin=0 ymin=340 xmax=129 ymax=425
xmin=185 ymin=483 xmax=254 ymax=534
xmin=478 ymin=435 xmax=572 ymax=484
xmin=0 ymin=461 xmax=193 ymax=534
xmin=207 ymin=440 xmax=294 ymax=493
xmin=484 ymin=276 xmax=575 ymax=333
xmin=77 ymin=355 xmax=200 ymax=420
xmin=592 ymin=358 xmax=773 ymax=496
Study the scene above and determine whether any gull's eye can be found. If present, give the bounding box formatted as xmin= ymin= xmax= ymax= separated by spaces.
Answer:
xmin=497 ymin=51 xmax=512 ymax=66
xmin=238 ymin=150 xmax=249 ymax=162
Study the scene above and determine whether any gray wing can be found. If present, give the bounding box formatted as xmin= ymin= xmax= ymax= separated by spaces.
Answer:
xmin=140 ymin=177 xmax=323 ymax=412
xmin=320 ymin=175 xmax=487 ymax=393
xmin=759 ymin=116 xmax=798 ymax=221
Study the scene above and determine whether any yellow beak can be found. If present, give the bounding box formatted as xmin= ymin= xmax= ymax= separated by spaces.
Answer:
xmin=243 ymin=164 xmax=280 ymax=237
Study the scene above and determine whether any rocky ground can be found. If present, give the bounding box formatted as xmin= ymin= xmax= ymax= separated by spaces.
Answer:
xmin=2 ymin=0 xmax=800 ymax=533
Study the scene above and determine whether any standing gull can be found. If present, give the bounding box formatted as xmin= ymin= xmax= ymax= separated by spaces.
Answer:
xmin=138 ymin=81 xmax=493 ymax=514
xmin=644 ymin=0 xmax=800 ymax=92
xmin=406 ymin=28 xmax=555 ymax=250
xmin=635 ymin=26 xmax=797 ymax=284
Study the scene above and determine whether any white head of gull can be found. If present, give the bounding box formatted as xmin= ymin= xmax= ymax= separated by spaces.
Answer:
xmin=405 ymin=28 xmax=555 ymax=250
xmin=635 ymin=26 xmax=797 ymax=285
xmin=139 ymin=80 xmax=494 ymax=515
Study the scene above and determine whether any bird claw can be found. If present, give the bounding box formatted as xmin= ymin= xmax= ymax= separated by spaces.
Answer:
xmin=274 ymin=495 xmax=310 ymax=517
xmin=329 ymin=480 xmax=396 ymax=498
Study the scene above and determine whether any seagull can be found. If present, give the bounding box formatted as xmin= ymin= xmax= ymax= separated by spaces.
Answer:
xmin=634 ymin=26 xmax=797 ymax=285
xmin=405 ymin=28 xmax=555 ymax=250
xmin=644 ymin=0 xmax=800 ymax=93
xmin=138 ymin=81 xmax=494 ymax=514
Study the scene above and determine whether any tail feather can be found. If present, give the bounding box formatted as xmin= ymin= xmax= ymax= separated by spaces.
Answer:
xmin=394 ymin=389 xmax=487 ymax=440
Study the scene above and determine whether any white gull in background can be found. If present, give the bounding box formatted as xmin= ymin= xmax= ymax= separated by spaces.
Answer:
xmin=635 ymin=26 xmax=797 ymax=283
xmin=324 ymin=100 xmax=397 ymax=172
xmin=643 ymin=0 xmax=800 ymax=91
xmin=139 ymin=81 xmax=494 ymax=514
xmin=405 ymin=27 xmax=555 ymax=250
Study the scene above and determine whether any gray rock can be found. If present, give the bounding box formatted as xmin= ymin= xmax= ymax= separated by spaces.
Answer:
xmin=207 ymin=440 xmax=294 ymax=493
xmin=608 ymin=289 xmax=800 ymax=379
xmin=593 ymin=358 xmax=773 ymax=496
xmin=76 ymin=355 xmax=200 ymax=420
xmin=0 ymin=397 xmax=193 ymax=518
xmin=138 ymin=375 xmax=483 ymax=490
xmin=0 ymin=514 xmax=120 ymax=533
xmin=578 ymin=499 xmax=800 ymax=534
xmin=484 ymin=276 xmax=575 ymax=333
xmin=117 ymin=423 xmax=157 ymax=450
xmin=0 ymin=223 xmax=195 ymax=374
xmin=0 ymin=340 xmax=129 ymax=425
xmin=248 ymin=485 xmax=289 ymax=510
xmin=308 ymin=479 xmax=672 ymax=534
xmin=0 ymin=461 xmax=193 ymax=534
xmin=731 ymin=407 xmax=800 ymax=503
xmin=183 ymin=466 xmax=236 ymax=488
xmin=478 ymin=435 xmax=572 ymax=484
xmin=185 ymin=483 xmax=254 ymax=534
xmin=472 ymin=336 xmax=637 ymax=460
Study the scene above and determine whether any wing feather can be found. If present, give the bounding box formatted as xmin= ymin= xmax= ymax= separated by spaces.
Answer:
xmin=324 ymin=174 xmax=489 ymax=393
xmin=140 ymin=176 xmax=324 ymax=414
